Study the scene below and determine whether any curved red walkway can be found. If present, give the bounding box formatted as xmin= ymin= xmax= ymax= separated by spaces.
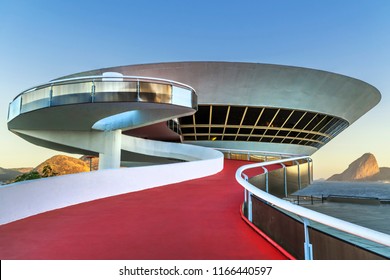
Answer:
xmin=0 ymin=160 xmax=287 ymax=260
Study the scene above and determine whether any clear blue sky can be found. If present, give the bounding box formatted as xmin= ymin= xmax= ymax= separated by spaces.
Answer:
xmin=0 ymin=0 xmax=389 ymax=179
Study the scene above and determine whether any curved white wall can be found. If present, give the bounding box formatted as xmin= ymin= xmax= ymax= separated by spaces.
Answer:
xmin=121 ymin=134 xmax=221 ymax=161
xmin=0 ymin=142 xmax=223 ymax=225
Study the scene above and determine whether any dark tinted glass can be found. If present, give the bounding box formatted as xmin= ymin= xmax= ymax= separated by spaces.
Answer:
xmin=211 ymin=105 xmax=229 ymax=124
xmin=227 ymin=106 xmax=246 ymax=125
xmin=195 ymin=106 xmax=210 ymax=124
xmin=284 ymin=111 xmax=304 ymax=128
xmin=258 ymin=108 xmax=278 ymax=126
xmin=242 ymin=107 xmax=262 ymax=125
xmin=272 ymin=109 xmax=292 ymax=127
xmin=180 ymin=106 xmax=348 ymax=148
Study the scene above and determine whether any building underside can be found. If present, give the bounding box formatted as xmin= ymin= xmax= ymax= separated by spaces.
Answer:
xmin=7 ymin=62 xmax=381 ymax=168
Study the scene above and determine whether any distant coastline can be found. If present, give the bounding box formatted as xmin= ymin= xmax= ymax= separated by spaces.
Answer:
xmin=294 ymin=181 xmax=390 ymax=201
xmin=293 ymin=181 xmax=390 ymax=239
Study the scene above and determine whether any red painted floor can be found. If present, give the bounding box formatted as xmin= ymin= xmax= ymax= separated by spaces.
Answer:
xmin=0 ymin=160 xmax=288 ymax=260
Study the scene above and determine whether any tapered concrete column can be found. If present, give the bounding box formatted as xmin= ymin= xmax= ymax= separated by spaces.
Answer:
xmin=99 ymin=129 xmax=122 ymax=170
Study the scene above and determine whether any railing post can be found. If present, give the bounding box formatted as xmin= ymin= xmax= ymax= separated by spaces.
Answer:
xmin=91 ymin=81 xmax=95 ymax=102
xmin=281 ymin=163 xmax=287 ymax=197
xmin=261 ymin=166 xmax=269 ymax=193
xmin=308 ymin=158 xmax=313 ymax=184
xmin=303 ymin=218 xmax=313 ymax=260
xmin=19 ymin=95 xmax=23 ymax=114
xmin=137 ymin=79 xmax=140 ymax=101
xmin=248 ymin=191 xmax=253 ymax=222
xmin=295 ymin=160 xmax=301 ymax=190
xmin=243 ymin=173 xmax=248 ymax=204
xmin=49 ymin=85 xmax=53 ymax=106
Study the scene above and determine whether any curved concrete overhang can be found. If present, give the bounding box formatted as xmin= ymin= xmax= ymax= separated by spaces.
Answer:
xmin=8 ymin=75 xmax=197 ymax=131
xmin=7 ymin=75 xmax=199 ymax=169
xmin=62 ymin=62 xmax=381 ymax=125
xmin=8 ymin=102 xmax=193 ymax=131
xmin=7 ymin=62 xmax=381 ymax=165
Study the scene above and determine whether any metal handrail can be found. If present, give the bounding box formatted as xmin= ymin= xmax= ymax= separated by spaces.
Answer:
xmin=215 ymin=147 xmax=301 ymax=159
xmin=7 ymin=74 xmax=197 ymax=122
xmin=235 ymin=157 xmax=390 ymax=248
xmin=11 ymin=74 xmax=196 ymax=102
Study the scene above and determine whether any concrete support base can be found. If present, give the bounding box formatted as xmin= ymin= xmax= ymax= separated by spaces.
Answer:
xmin=12 ymin=129 xmax=123 ymax=170
xmin=98 ymin=130 xmax=122 ymax=170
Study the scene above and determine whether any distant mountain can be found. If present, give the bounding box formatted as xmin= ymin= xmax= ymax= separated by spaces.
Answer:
xmin=12 ymin=167 xmax=33 ymax=173
xmin=2 ymin=155 xmax=92 ymax=184
xmin=34 ymin=155 xmax=90 ymax=175
xmin=0 ymin=167 xmax=22 ymax=182
xmin=327 ymin=153 xmax=390 ymax=182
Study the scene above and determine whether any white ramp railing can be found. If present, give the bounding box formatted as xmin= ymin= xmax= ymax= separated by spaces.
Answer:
xmin=236 ymin=157 xmax=390 ymax=259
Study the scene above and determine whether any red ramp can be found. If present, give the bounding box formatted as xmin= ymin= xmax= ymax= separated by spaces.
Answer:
xmin=0 ymin=160 xmax=287 ymax=260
